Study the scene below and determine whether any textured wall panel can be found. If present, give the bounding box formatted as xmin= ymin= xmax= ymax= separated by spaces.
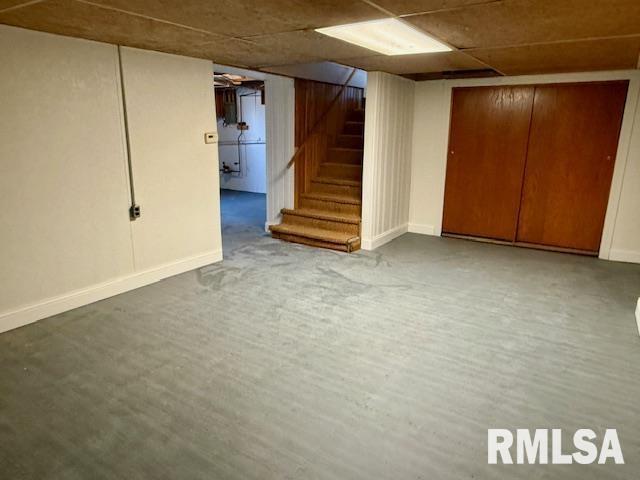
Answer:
xmin=361 ymin=72 xmax=415 ymax=250
xmin=265 ymin=74 xmax=295 ymax=228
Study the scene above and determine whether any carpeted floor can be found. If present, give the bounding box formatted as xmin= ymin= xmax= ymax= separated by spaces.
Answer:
xmin=1 ymin=190 xmax=639 ymax=479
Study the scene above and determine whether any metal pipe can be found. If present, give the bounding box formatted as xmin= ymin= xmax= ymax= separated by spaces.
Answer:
xmin=117 ymin=45 xmax=140 ymax=220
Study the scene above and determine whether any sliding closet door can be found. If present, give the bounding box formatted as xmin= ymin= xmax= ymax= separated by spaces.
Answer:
xmin=442 ymin=86 xmax=534 ymax=241
xmin=516 ymin=81 xmax=628 ymax=253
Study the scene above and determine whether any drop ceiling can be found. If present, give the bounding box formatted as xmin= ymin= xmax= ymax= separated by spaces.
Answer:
xmin=0 ymin=0 xmax=639 ymax=78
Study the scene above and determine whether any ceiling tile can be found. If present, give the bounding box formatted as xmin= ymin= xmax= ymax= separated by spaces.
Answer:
xmin=190 ymin=38 xmax=322 ymax=69
xmin=467 ymin=36 xmax=640 ymax=75
xmin=369 ymin=0 xmax=498 ymax=16
xmin=243 ymin=30 xmax=379 ymax=61
xmin=88 ymin=0 xmax=387 ymax=38
xmin=406 ymin=0 xmax=640 ymax=49
xmin=0 ymin=0 xmax=40 ymax=11
xmin=341 ymin=50 xmax=488 ymax=74
xmin=0 ymin=0 xmax=221 ymax=54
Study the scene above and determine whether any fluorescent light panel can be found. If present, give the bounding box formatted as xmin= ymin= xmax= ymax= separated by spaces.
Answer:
xmin=316 ymin=18 xmax=452 ymax=56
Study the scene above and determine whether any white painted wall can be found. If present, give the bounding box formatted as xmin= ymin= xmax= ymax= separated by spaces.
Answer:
xmin=609 ymin=87 xmax=640 ymax=264
xmin=408 ymin=70 xmax=640 ymax=264
xmin=120 ymin=47 xmax=222 ymax=271
xmin=0 ymin=26 xmax=222 ymax=333
xmin=361 ymin=71 xmax=415 ymax=250
xmin=0 ymin=26 xmax=133 ymax=324
xmin=217 ymin=86 xmax=267 ymax=193
xmin=264 ymin=74 xmax=295 ymax=231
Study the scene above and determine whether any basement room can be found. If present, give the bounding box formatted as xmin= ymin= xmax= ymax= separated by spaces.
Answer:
xmin=1 ymin=1 xmax=639 ymax=479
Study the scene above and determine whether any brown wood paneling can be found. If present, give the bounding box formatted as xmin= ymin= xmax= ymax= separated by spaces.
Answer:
xmin=516 ymin=81 xmax=628 ymax=253
xmin=294 ymin=78 xmax=363 ymax=207
xmin=442 ymin=85 xmax=535 ymax=241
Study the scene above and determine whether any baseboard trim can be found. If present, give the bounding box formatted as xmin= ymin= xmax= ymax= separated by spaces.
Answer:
xmin=0 ymin=249 xmax=223 ymax=334
xmin=636 ymin=298 xmax=640 ymax=337
xmin=408 ymin=223 xmax=438 ymax=236
xmin=362 ymin=224 xmax=408 ymax=251
xmin=609 ymin=249 xmax=640 ymax=264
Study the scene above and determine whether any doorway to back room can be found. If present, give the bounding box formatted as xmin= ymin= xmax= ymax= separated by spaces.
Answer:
xmin=214 ymin=70 xmax=267 ymax=240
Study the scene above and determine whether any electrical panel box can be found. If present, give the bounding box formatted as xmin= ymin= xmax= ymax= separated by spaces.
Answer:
xmin=223 ymin=90 xmax=237 ymax=124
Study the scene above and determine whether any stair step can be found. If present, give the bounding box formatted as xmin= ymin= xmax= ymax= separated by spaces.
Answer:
xmin=301 ymin=192 xmax=361 ymax=205
xmin=312 ymin=177 xmax=361 ymax=187
xmin=318 ymin=162 xmax=362 ymax=180
xmin=310 ymin=176 xmax=361 ymax=196
xmin=299 ymin=191 xmax=361 ymax=215
xmin=269 ymin=224 xmax=360 ymax=250
xmin=328 ymin=147 xmax=363 ymax=165
xmin=348 ymin=109 xmax=365 ymax=122
xmin=281 ymin=208 xmax=360 ymax=224
xmin=281 ymin=208 xmax=360 ymax=235
xmin=337 ymin=134 xmax=364 ymax=149
xmin=344 ymin=120 xmax=364 ymax=135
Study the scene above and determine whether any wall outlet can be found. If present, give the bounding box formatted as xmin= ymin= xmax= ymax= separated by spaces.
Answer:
xmin=204 ymin=132 xmax=218 ymax=144
xmin=129 ymin=204 xmax=141 ymax=220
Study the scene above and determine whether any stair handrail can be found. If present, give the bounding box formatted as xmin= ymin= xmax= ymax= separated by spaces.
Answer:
xmin=286 ymin=67 xmax=358 ymax=169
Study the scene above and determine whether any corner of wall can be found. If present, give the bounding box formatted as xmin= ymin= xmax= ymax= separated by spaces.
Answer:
xmin=361 ymin=72 xmax=415 ymax=250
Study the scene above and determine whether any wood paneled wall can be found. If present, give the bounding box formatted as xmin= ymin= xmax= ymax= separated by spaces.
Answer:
xmin=294 ymin=78 xmax=363 ymax=205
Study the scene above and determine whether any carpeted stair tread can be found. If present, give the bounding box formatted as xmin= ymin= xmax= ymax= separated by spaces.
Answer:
xmin=300 ymin=192 xmax=361 ymax=205
xmin=312 ymin=177 xmax=361 ymax=186
xmin=321 ymin=162 xmax=362 ymax=169
xmin=270 ymin=104 xmax=364 ymax=252
xmin=329 ymin=147 xmax=364 ymax=152
xmin=269 ymin=224 xmax=359 ymax=245
xmin=281 ymin=208 xmax=360 ymax=224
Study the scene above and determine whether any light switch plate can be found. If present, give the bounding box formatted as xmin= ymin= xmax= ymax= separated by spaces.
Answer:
xmin=204 ymin=132 xmax=218 ymax=144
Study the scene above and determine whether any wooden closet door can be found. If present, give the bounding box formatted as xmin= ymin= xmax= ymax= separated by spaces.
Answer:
xmin=443 ymin=86 xmax=535 ymax=241
xmin=516 ymin=81 xmax=628 ymax=253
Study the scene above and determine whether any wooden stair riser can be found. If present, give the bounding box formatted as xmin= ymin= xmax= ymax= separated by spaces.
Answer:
xmin=271 ymin=231 xmax=360 ymax=252
xmin=348 ymin=109 xmax=365 ymax=122
xmin=343 ymin=121 xmax=364 ymax=135
xmin=328 ymin=148 xmax=363 ymax=165
xmin=282 ymin=213 xmax=360 ymax=235
xmin=271 ymin=103 xmax=365 ymax=253
xmin=299 ymin=197 xmax=361 ymax=216
xmin=337 ymin=134 xmax=364 ymax=149
xmin=310 ymin=181 xmax=361 ymax=196
xmin=318 ymin=163 xmax=362 ymax=180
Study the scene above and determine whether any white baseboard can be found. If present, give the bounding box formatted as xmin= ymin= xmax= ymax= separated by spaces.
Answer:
xmin=361 ymin=224 xmax=408 ymax=251
xmin=0 ymin=249 xmax=223 ymax=335
xmin=608 ymin=249 xmax=640 ymax=265
xmin=636 ymin=298 xmax=640 ymax=337
xmin=408 ymin=223 xmax=438 ymax=236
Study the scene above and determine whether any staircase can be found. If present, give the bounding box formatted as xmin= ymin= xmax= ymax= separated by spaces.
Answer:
xmin=269 ymin=107 xmax=364 ymax=252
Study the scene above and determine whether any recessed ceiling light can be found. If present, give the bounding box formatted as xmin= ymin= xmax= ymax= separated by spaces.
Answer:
xmin=316 ymin=18 xmax=452 ymax=56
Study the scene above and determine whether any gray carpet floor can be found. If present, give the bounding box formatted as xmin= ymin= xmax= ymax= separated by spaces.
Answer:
xmin=1 ymin=190 xmax=639 ymax=479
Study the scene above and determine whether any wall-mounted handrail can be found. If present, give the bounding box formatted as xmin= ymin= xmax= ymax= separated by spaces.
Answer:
xmin=286 ymin=68 xmax=357 ymax=169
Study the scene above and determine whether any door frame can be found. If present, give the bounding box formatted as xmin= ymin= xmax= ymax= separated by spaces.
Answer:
xmin=213 ymin=63 xmax=296 ymax=232
xmin=432 ymin=70 xmax=640 ymax=260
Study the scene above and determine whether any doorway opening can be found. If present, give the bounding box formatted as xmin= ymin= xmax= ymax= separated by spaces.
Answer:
xmin=214 ymin=70 xmax=267 ymax=239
